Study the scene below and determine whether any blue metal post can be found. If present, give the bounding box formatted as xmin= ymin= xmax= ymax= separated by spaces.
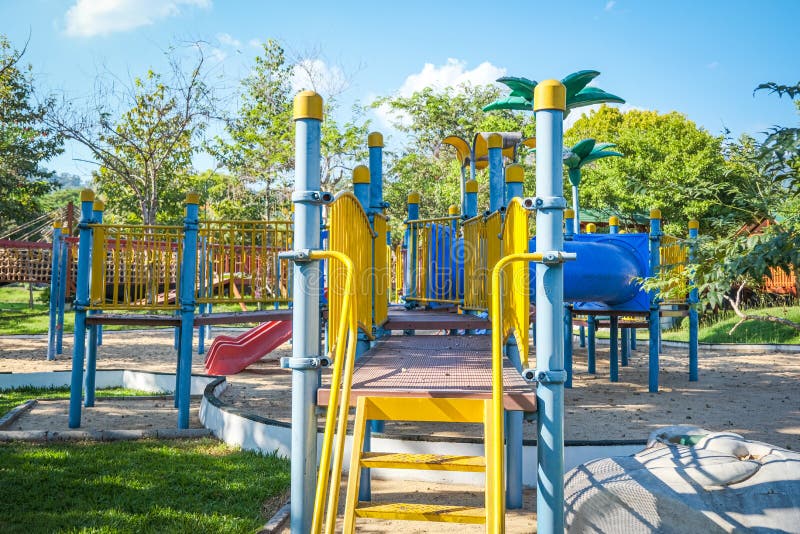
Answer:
xmin=47 ymin=222 xmax=62 ymax=360
xmin=648 ymin=209 xmax=662 ymax=393
xmin=534 ymin=80 xmax=567 ymax=534
xmin=289 ymin=91 xmax=323 ymax=534
xmin=608 ymin=216 xmax=619 ymax=235
xmin=621 ymin=327 xmax=630 ymax=366
xmin=56 ymin=229 xmax=68 ymax=355
xmin=177 ymin=194 xmax=199 ymax=429
xmin=504 ymin=336 xmax=523 ymax=509
xmin=579 ymin=326 xmax=585 ymax=347
xmin=564 ymin=209 xmax=574 ymax=240
xmin=84 ymin=200 xmax=104 ymax=407
xmin=609 ymin=315 xmax=619 ymax=382
xmin=504 ymin=164 xmax=524 ymax=206
xmin=465 ymin=179 xmax=478 ymax=219
xmin=198 ymin=236 xmax=207 ymax=355
xmin=368 ymin=132 xmax=384 ymax=213
xmin=488 ymin=133 xmax=504 ymax=213
xmin=353 ymin=165 xmax=371 ymax=211
xmin=587 ymin=315 xmax=596 ymax=374
xmin=68 ymin=190 xmax=96 ymax=428
xmin=406 ymin=193 xmax=420 ymax=303
xmin=563 ymin=305 xmax=573 ymax=388
xmin=688 ymin=220 xmax=699 ymax=381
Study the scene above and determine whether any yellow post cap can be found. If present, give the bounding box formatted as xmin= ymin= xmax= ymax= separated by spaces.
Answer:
xmin=650 ymin=208 xmax=662 ymax=220
xmin=353 ymin=165 xmax=370 ymax=184
xmin=609 ymin=215 xmax=619 ymax=226
xmin=92 ymin=199 xmax=105 ymax=212
xmin=53 ymin=221 xmax=62 ymax=229
xmin=448 ymin=204 xmax=459 ymax=216
xmin=407 ymin=191 xmax=421 ymax=204
xmin=185 ymin=192 xmax=200 ymax=204
xmin=368 ymin=132 xmax=384 ymax=148
xmin=505 ymin=164 xmax=524 ymax=183
xmin=586 ymin=222 xmax=597 ymax=233
xmin=487 ymin=133 xmax=503 ymax=149
xmin=688 ymin=219 xmax=700 ymax=230
xmin=465 ymin=179 xmax=479 ymax=193
xmin=80 ymin=189 xmax=95 ymax=202
xmin=564 ymin=208 xmax=575 ymax=218
xmin=534 ymin=79 xmax=566 ymax=112
xmin=293 ymin=90 xmax=323 ymax=121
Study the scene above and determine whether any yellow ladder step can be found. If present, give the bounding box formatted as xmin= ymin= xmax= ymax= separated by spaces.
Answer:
xmin=361 ymin=452 xmax=485 ymax=472
xmin=354 ymin=502 xmax=486 ymax=524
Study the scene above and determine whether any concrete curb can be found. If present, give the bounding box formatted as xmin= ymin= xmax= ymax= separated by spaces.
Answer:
xmin=0 ymin=428 xmax=212 ymax=442
xmin=0 ymin=399 xmax=37 ymax=429
xmin=258 ymin=501 xmax=291 ymax=534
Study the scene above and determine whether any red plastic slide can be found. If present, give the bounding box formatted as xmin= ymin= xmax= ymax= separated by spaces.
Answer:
xmin=204 ymin=321 xmax=292 ymax=375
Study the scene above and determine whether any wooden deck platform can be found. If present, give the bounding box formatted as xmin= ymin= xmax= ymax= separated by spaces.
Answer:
xmin=318 ymin=335 xmax=537 ymax=412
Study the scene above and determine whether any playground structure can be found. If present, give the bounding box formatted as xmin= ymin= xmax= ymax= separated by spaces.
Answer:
xmin=46 ymin=80 xmax=708 ymax=533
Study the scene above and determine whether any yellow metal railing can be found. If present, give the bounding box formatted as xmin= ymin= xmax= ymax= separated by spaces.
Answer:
xmin=197 ymin=220 xmax=293 ymax=307
xmin=393 ymin=243 xmax=403 ymax=303
xmin=88 ymin=224 xmax=183 ymax=311
xmin=373 ymin=213 xmax=389 ymax=326
xmin=310 ymin=250 xmax=358 ymax=534
xmin=328 ymin=193 xmax=375 ymax=338
xmin=659 ymin=234 xmax=689 ymax=302
xmin=500 ymin=199 xmax=531 ymax=368
xmin=405 ymin=215 xmax=462 ymax=305
xmin=462 ymin=215 xmax=487 ymax=311
xmin=485 ymin=211 xmax=503 ymax=310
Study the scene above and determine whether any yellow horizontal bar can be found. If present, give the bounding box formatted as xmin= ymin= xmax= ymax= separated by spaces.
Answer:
xmin=404 ymin=297 xmax=463 ymax=304
xmin=407 ymin=215 xmax=460 ymax=225
xmin=361 ymin=452 xmax=485 ymax=472
xmin=355 ymin=503 xmax=485 ymax=524
xmin=362 ymin=397 xmax=486 ymax=423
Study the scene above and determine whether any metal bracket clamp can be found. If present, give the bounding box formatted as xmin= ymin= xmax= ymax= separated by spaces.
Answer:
xmin=522 ymin=368 xmax=568 ymax=385
xmin=278 ymin=249 xmax=315 ymax=263
xmin=523 ymin=196 xmax=567 ymax=211
xmin=291 ymin=190 xmax=334 ymax=205
xmin=280 ymin=356 xmax=330 ymax=370
xmin=541 ymin=251 xmax=578 ymax=265
xmin=649 ymin=232 xmax=663 ymax=241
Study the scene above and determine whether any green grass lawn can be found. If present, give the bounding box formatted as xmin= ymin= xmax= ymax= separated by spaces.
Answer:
xmin=0 ymin=386 xmax=161 ymax=418
xmin=0 ymin=438 xmax=289 ymax=533
xmin=583 ymin=305 xmax=800 ymax=345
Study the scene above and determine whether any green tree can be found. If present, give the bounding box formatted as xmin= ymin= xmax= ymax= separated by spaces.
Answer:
xmin=47 ymin=44 xmax=215 ymax=225
xmin=564 ymin=105 xmax=728 ymax=233
xmin=374 ymin=84 xmax=535 ymax=237
xmin=0 ymin=35 xmax=63 ymax=235
xmin=209 ymin=41 xmax=369 ymax=218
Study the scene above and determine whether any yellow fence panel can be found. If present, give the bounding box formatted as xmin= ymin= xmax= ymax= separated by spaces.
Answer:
xmin=197 ymin=220 xmax=293 ymax=307
xmin=373 ymin=214 xmax=389 ymax=327
xmin=659 ymin=234 xmax=689 ymax=302
xmin=328 ymin=193 xmax=375 ymax=339
xmin=405 ymin=215 xmax=462 ymax=305
xmin=500 ymin=199 xmax=530 ymax=367
xmin=485 ymin=211 xmax=503 ymax=310
xmin=462 ymin=215 xmax=487 ymax=311
xmin=88 ymin=224 xmax=183 ymax=311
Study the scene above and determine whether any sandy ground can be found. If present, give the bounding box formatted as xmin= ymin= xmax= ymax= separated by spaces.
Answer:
xmin=1 ymin=329 xmax=799 ymax=532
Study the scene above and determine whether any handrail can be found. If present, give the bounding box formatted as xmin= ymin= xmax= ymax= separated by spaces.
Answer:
xmin=310 ymin=250 xmax=357 ymax=534
xmin=501 ymin=199 xmax=531 ymax=368
xmin=489 ymin=251 xmax=543 ymax=532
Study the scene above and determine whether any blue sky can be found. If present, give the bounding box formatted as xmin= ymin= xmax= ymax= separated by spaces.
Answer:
xmin=2 ymin=0 xmax=799 ymax=179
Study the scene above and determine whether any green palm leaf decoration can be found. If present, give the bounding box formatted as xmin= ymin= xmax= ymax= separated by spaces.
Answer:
xmin=483 ymin=70 xmax=625 ymax=117
xmin=564 ymin=138 xmax=623 ymax=233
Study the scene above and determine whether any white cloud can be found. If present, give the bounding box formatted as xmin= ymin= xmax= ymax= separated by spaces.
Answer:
xmin=373 ymin=59 xmax=506 ymax=130
xmin=604 ymin=0 xmax=616 ymax=11
xmin=64 ymin=0 xmax=211 ymax=37
xmin=248 ymin=38 xmax=262 ymax=49
xmin=290 ymin=59 xmax=347 ymax=95
xmin=216 ymin=32 xmax=241 ymax=49
xmin=707 ymin=61 xmax=720 ymax=70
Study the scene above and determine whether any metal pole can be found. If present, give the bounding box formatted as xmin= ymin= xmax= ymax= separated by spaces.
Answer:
xmin=648 ymin=209 xmax=662 ymax=393
xmin=353 ymin=165 xmax=371 ymax=210
xmin=68 ymin=189 xmax=95 ymax=428
xmin=406 ymin=193 xmax=420 ymax=304
xmin=459 ymin=166 xmax=466 ymax=214
xmin=534 ymin=80 xmax=567 ymax=534
xmin=564 ymin=209 xmax=574 ymax=241
xmin=47 ymin=222 xmax=62 ymax=360
xmin=85 ymin=200 xmax=104 ymax=407
xmin=178 ymin=194 xmax=199 ymax=429
xmin=289 ymin=91 xmax=323 ymax=534
xmin=563 ymin=305 xmax=573 ymax=388
xmin=609 ymin=315 xmax=619 ymax=382
xmin=488 ymin=134 xmax=504 ymax=213
xmin=368 ymin=132 xmax=384 ymax=214
xmin=56 ymin=227 xmax=68 ymax=355
xmin=505 ymin=164 xmax=524 ymax=207
xmin=688 ymin=220 xmax=699 ymax=381
xmin=571 ymin=184 xmax=581 ymax=234
xmin=198 ymin=236 xmax=207 ymax=355
xmin=465 ymin=179 xmax=478 ymax=219
xmin=587 ymin=315 xmax=596 ymax=374
xmin=505 ymin=335 xmax=523 ymax=509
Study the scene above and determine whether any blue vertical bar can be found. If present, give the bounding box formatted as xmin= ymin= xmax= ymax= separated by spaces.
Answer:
xmin=68 ymin=190 xmax=96 ymax=428
xmin=505 ymin=337 xmax=523 ymax=509
xmin=488 ymin=134 xmax=504 ymax=213
xmin=198 ymin=236 xmax=207 ymax=355
xmin=688 ymin=220 xmax=699 ymax=381
xmin=178 ymin=194 xmax=199 ymax=429
xmin=534 ymin=81 xmax=567 ymax=534
xmin=563 ymin=305 xmax=573 ymax=388
xmin=648 ymin=210 xmax=662 ymax=393
xmin=290 ymin=92 xmax=323 ymax=534
xmin=368 ymin=132 xmax=384 ymax=213
xmin=621 ymin=327 xmax=630 ymax=366
xmin=504 ymin=164 xmax=524 ymax=207
xmin=465 ymin=180 xmax=478 ymax=219
xmin=587 ymin=315 xmax=596 ymax=374
xmin=609 ymin=315 xmax=619 ymax=382
xmin=84 ymin=201 xmax=104 ymax=407
xmin=47 ymin=223 xmax=62 ymax=360
xmin=579 ymin=326 xmax=585 ymax=347
xmin=406 ymin=194 xmax=420 ymax=303
xmin=564 ymin=209 xmax=574 ymax=241
xmin=630 ymin=328 xmax=637 ymax=350
xmin=56 ymin=231 xmax=68 ymax=355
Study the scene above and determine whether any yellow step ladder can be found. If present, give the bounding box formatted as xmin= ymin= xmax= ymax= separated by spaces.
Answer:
xmin=342 ymin=396 xmax=504 ymax=532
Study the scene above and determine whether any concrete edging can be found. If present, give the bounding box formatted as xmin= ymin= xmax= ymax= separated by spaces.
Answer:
xmin=577 ymin=334 xmax=800 ymax=353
